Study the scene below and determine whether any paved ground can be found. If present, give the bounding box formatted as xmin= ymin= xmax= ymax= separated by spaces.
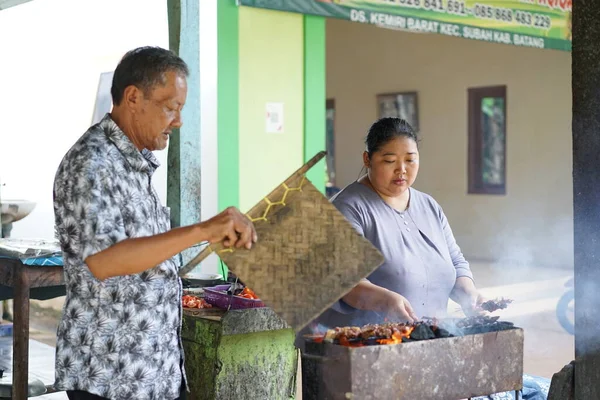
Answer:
xmin=0 ymin=337 xmax=61 ymax=399
xmin=0 ymin=261 xmax=573 ymax=399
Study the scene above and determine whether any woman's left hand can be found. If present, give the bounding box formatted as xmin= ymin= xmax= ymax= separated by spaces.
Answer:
xmin=451 ymin=277 xmax=487 ymax=317
xmin=461 ymin=293 xmax=488 ymax=317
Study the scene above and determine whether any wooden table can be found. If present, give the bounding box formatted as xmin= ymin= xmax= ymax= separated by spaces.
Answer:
xmin=0 ymin=258 xmax=64 ymax=399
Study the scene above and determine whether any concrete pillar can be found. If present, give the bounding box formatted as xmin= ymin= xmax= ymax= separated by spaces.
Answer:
xmin=1 ymin=222 xmax=12 ymax=238
xmin=572 ymin=2 xmax=600 ymax=398
xmin=167 ymin=0 xmax=220 ymax=272
xmin=167 ymin=0 xmax=202 ymax=265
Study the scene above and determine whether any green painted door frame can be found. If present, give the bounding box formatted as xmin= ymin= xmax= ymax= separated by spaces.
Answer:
xmin=303 ymin=14 xmax=326 ymax=192
xmin=217 ymin=0 xmax=240 ymax=211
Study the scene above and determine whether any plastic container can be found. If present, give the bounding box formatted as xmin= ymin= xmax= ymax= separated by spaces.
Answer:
xmin=0 ymin=323 xmax=13 ymax=337
xmin=203 ymin=284 xmax=265 ymax=310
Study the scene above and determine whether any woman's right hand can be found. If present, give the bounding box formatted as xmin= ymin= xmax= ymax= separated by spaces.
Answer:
xmin=342 ymin=281 xmax=419 ymax=323
xmin=385 ymin=292 xmax=419 ymax=323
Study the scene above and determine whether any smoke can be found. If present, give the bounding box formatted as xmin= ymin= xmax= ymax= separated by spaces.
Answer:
xmin=310 ymin=323 xmax=330 ymax=335
xmin=459 ymin=215 xmax=577 ymax=377
xmin=573 ymin=278 xmax=600 ymax=359
xmin=308 ymin=308 xmax=389 ymax=333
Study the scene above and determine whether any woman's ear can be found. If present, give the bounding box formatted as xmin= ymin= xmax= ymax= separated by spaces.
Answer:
xmin=362 ymin=151 xmax=370 ymax=168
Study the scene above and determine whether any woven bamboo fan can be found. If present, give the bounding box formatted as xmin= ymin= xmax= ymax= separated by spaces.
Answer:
xmin=180 ymin=152 xmax=385 ymax=331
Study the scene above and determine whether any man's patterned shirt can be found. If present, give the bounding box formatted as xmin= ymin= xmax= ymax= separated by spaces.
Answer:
xmin=53 ymin=114 xmax=185 ymax=400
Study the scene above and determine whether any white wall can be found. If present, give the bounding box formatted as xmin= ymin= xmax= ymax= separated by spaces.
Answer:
xmin=0 ymin=0 xmax=169 ymax=239
xmin=327 ymin=18 xmax=572 ymax=269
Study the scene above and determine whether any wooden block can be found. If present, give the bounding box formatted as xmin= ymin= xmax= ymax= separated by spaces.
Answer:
xmin=548 ymin=361 xmax=575 ymax=400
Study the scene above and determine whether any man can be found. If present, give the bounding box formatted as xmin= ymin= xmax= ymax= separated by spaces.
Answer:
xmin=53 ymin=46 xmax=256 ymax=400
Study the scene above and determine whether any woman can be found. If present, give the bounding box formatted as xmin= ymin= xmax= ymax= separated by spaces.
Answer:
xmin=305 ymin=117 xmax=549 ymax=400
xmin=317 ymin=117 xmax=483 ymax=328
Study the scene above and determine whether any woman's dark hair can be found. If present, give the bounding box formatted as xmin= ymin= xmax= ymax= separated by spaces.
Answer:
xmin=365 ymin=117 xmax=419 ymax=158
xmin=111 ymin=46 xmax=189 ymax=105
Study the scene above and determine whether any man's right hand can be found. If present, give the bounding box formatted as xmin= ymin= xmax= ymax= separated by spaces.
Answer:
xmin=84 ymin=207 xmax=257 ymax=281
xmin=198 ymin=207 xmax=258 ymax=249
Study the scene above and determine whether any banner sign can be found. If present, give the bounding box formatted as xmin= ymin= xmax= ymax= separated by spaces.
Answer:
xmin=238 ymin=0 xmax=571 ymax=51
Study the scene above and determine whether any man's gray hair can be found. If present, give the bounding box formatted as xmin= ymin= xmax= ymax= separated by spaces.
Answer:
xmin=111 ymin=46 xmax=189 ymax=105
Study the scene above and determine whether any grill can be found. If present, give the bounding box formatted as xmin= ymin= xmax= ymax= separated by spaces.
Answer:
xmin=301 ymin=318 xmax=524 ymax=400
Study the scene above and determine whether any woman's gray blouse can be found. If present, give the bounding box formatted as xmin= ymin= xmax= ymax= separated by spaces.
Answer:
xmin=319 ymin=181 xmax=474 ymax=328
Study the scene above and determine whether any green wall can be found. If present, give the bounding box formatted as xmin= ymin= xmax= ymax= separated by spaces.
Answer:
xmin=238 ymin=7 xmax=306 ymax=211
xmin=218 ymin=2 xmax=326 ymax=214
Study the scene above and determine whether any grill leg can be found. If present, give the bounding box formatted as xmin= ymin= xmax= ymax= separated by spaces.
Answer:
xmin=515 ymin=389 xmax=521 ymax=399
